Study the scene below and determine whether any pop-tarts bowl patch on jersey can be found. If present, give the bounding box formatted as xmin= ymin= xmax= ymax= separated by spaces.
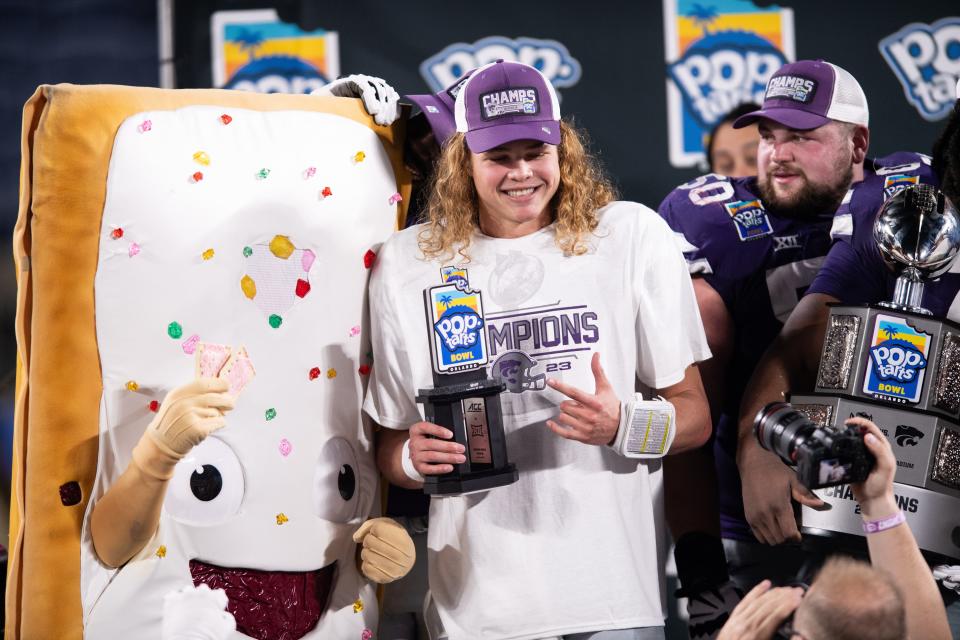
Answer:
xmin=883 ymin=174 xmax=919 ymax=199
xmin=429 ymin=283 xmax=489 ymax=373
xmin=765 ymin=75 xmax=816 ymax=103
xmin=480 ymin=87 xmax=539 ymax=120
xmin=862 ymin=314 xmax=931 ymax=404
xmin=725 ymin=199 xmax=773 ymax=241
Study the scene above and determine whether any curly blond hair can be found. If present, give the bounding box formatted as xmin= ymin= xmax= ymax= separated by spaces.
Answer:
xmin=417 ymin=120 xmax=618 ymax=262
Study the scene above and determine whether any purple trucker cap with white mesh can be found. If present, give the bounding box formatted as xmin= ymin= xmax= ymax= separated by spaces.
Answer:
xmin=453 ymin=60 xmax=561 ymax=153
xmin=734 ymin=59 xmax=869 ymax=131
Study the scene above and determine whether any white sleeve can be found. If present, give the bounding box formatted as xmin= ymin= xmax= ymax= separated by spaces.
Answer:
xmin=633 ymin=210 xmax=711 ymax=389
xmin=361 ymin=249 xmax=423 ymax=431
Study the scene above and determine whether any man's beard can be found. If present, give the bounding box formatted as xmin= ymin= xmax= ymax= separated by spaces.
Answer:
xmin=758 ymin=161 xmax=854 ymax=219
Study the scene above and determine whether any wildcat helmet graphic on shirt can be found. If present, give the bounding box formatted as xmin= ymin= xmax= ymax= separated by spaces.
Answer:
xmin=491 ymin=350 xmax=547 ymax=393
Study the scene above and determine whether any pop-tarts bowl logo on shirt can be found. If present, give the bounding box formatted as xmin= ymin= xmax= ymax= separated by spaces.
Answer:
xmin=863 ymin=314 xmax=931 ymax=404
xmin=879 ymin=18 xmax=960 ymax=122
xmin=441 ymin=265 xmax=470 ymax=290
xmin=481 ymin=88 xmax=539 ymax=120
xmin=765 ymin=75 xmax=816 ymax=103
xmin=725 ymin=199 xmax=773 ymax=241
xmin=429 ymin=283 xmax=489 ymax=372
xmin=883 ymin=174 xmax=919 ymax=199
xmin=663 ymin=0 xmax=795 ymax=168
xmin=419 ymin=36 xmax=581 ymax=94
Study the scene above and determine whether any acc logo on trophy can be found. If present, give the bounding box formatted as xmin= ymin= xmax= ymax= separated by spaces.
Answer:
xmin=725 ymin=199 xmax=773 ymax=241
xmin=429 ymin=283 xmax=489 ymax=373
xmin=863 ymin=315 xmax=931 ymax=404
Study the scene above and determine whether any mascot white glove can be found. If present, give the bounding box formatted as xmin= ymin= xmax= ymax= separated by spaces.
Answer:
xmin=162 ymin=584 xmax=236 ymax=640
xmin=312 ymin=74 xmax=400 ymax=126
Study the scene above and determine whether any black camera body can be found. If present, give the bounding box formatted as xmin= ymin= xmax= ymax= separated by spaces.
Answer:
xmin=754 ymin=402 xmax=875 ymax=489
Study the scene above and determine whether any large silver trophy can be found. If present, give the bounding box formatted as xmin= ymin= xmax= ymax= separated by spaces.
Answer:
xmin=792 ymin=184 xmax=960 ymax=560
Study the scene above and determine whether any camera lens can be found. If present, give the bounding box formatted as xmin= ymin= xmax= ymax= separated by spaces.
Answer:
xmin=754 ymin=402 xmax=817 ymax=462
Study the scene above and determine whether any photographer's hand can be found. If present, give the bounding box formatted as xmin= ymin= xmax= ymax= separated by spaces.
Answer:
xmin=716 ymin=579 xmax=803 ymax=640
xmin=738 ymin=436 xmax=824 ymax=545
xmin=848 ymin=417 xmax=897 ymax=518
xmin=850 ymin=417 xmax=951 ymax=640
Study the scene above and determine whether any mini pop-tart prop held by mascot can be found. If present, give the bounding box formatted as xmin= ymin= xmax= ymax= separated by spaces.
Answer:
xmin=11 ymin=83 xmax=413 ymax=639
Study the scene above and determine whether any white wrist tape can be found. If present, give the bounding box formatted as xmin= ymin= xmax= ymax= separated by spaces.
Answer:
xmin=609 ymin=394 xmax=676 ymax=458
xmin=401 ymin=438 xmax=425 ymax=482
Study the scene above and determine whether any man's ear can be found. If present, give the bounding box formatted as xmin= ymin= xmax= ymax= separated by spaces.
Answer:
xmin=851 ymin=125 xmax=869 ymax=165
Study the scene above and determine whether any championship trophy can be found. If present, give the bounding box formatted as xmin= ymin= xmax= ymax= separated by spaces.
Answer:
xmin=789 ymin=184 xmax=960 ymax=560
xmin=415 ymin=268 xmax=518 ymax=495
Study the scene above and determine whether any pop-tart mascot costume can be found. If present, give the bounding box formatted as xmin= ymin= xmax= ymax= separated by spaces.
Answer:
xmin=9 ymin=76 xmax=414 ymax=639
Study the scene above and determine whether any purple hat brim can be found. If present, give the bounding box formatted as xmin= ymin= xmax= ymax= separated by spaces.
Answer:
xmin=733 ymin=107 xmax=831 ymax=131
xmin=464 ymin=122 xmax=562 ymax=153
xmin=407 ymin=94 xmax=456 ymax=146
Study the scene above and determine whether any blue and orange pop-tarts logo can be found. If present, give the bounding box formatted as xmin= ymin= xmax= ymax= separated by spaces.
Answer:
xmin=429 ymin=284 xmax=488 ymax=373
xmin=863 ymin=314 xmax=931 ymax=404
xmin=211 ymin=8 xmax=340 ymax=93
xmin=725 ymin=199 xmax=773 ymax=241
xmin=879 ymin=18 xmax=960 ymax=122
xmin=663 ymin=0 xmax=795 ymax=168
xmin=883 ymin=174 xmax=919 ymax=199
xmin=441 ymin=265 xmax=470 ymax=290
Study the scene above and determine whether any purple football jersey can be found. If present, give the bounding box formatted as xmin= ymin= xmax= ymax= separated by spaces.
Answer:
xmin=659 ymin=152 xmax=938 ymax=541
xmin=809 ymin=154 xmax=960 ymax=318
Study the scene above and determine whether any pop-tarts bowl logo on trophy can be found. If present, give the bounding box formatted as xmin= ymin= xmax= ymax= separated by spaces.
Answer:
xmin=863 ymin=314 xmax=931 ymax=404
xmin=430 ymin=284 xmax=489 ymax=372
xmin=662 ymin=0 xmax=795 ymax=168
xmin=883 ymin=174 xmax=920 ymax=199
xmin=725 ymin=199 xmax=773 ymax=241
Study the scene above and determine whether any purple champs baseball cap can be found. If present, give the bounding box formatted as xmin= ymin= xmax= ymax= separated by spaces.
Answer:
xmin=733 ymin=59 xmax=869 ymax=131
xmin=406 ymin=69 xmax=476 ymax=147
xmin=453 ymin=60 xmax=561 ymax=153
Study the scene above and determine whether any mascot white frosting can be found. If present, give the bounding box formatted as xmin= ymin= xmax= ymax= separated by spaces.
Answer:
xmin=80 ymin=105 xmax=412 ymax=639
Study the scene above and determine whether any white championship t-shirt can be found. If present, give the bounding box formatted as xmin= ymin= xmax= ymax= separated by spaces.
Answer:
xmin=364 ymin=201 xmax=711 ymax=640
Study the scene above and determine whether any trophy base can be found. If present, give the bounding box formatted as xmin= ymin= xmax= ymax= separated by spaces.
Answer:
xmin=423 ymin=464 xmax=518 ymax=496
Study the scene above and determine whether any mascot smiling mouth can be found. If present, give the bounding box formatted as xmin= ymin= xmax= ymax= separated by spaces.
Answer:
xmin=190 ymin=559 xmax=337 ymax=640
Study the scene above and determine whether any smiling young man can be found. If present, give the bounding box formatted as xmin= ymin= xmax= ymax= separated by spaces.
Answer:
xmin=364 ymin=60 xmax=712 ymax=640
xmin=657 ymin=59 xmax=936 ymax=635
